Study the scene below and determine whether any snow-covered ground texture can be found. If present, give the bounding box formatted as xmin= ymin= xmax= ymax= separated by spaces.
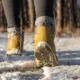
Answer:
xmin=0 ymin=33 xmax=80 ymax=80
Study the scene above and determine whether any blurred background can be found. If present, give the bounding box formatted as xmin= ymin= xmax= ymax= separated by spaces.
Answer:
xmin=0 ymin=0 xmax=80 ymax=37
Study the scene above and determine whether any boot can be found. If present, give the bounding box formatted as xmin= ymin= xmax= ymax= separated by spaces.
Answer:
xmin=6 ymin=27 xmax=21 ymax=56
xmin=34 ymin=17 xmax=58 ymax=67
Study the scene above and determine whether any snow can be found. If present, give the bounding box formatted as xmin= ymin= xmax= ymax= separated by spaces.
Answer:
xmin=0 ymin=33 xmax=80 ymax=80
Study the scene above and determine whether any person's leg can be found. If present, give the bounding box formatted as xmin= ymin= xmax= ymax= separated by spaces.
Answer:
xmin=34 ymin=0 xmax=53 ymax=18
xmin=2 ymin=0 xmax=21 ymax=55
xmin=34 ymin=0 xmax=58 ymax=67
xmin=2 ymin=0 xmax=20 ymax=28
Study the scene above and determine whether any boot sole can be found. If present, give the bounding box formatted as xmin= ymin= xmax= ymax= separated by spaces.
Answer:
xmin=34 ymin=41 xmax=58 ymax=67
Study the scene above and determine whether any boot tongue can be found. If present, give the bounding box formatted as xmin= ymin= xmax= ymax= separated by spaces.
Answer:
xmin=7 ymin=27 xmax=20 ymax=39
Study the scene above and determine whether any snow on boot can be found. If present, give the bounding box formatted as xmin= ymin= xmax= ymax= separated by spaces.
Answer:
xmin=6 ymin=27 xmax=21 ymax=56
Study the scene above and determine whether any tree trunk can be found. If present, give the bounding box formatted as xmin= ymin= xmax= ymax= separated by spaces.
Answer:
xmin=55 ymin=0 xmax=62 ymax=36
xmin=0 ymin=0 xmax=7 ymax=32
xmin=67 ymin=0 xmax=77 ymax=34
xmin=27 ymin=0 xmax=35 ymax=32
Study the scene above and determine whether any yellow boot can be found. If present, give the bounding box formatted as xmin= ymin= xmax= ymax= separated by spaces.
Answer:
xmin=6 ymin=29 xmax=21 ymax=56
xmin=34 ymin=26 xmax=58 ymax=67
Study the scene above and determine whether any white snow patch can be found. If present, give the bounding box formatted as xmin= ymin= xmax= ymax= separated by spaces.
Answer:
xmin=0 ymin=33 xmax=80 ymax=80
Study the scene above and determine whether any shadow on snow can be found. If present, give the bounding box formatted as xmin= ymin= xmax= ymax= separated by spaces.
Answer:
xmin=57 ymin=50 xmax=80 ymax=65
xmin=0 ymin=50 xmax=80 ymax=65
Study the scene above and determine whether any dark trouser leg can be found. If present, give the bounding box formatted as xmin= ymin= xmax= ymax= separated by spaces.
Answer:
xmin=2 ymin=0 xmax=20 ymax=28
xmin=33 ymin=0 xmax=54 ymax=33
xmin=33 ymin=0 xmax=54 ymax=18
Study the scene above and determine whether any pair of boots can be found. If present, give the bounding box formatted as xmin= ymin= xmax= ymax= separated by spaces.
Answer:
xmin=7 ymin=19 xmax=58 ymax=67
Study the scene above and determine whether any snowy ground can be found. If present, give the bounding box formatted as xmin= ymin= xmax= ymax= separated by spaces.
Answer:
xmin=0 ymin=33 xmax=80 ymax=80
